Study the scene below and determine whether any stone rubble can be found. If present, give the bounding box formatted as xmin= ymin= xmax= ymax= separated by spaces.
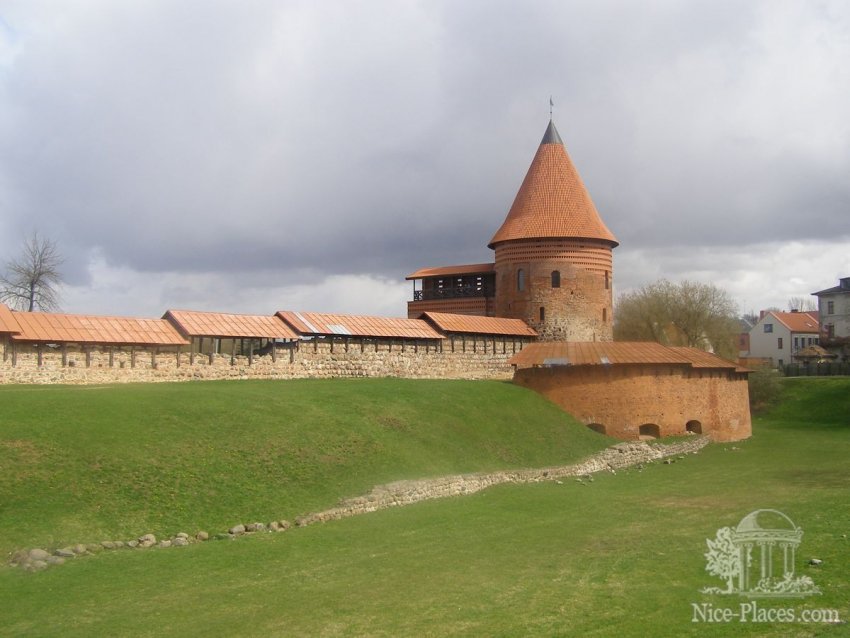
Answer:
xmin=7 ymin=437 xmax=707 ymax=572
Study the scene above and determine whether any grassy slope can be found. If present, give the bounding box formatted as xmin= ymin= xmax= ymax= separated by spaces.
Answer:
xmin=0 ymin=378 xmax=609 ymax=557
xmin=2 ymin=377 xmax=850 ymax=637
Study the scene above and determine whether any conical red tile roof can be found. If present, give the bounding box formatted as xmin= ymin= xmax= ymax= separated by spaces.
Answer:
xmin=488 ymin=120 xmax=618 ymax=248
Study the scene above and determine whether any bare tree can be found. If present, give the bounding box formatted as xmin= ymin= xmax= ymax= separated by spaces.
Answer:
xmin=614 ymin=279 xmax=740 ymax=359
xmin=787 ymin=296 xmax=817 ymax=312
xmin=0 ymin=231 xmax=64 ymax=311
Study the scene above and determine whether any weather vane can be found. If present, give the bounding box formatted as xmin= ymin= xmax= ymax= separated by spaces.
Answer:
xmin=549 ymin=96 xmax=554 ymax=119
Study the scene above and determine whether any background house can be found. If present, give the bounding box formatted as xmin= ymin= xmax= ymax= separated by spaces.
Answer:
xmin=813 ymin=277 xmax=850 ymax=354
xmin=747 ymin=310 xmax=819 ymax=368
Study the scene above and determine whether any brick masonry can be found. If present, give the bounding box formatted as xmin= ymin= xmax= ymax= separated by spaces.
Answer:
xmin=513 ymin=364 xmax=751 ymax=442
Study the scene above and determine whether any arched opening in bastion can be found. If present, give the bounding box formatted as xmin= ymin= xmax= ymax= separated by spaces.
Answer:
xmin=638 ymin=423 xmax=660 ymax=439
xmin=686 ymin=420 xmax=702 ymax=434
xmin=586 ymin=423 xmax=606 ymax=435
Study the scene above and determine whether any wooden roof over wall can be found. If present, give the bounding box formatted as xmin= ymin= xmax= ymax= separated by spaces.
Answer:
xmin=164 ymin=310 xmax=298 ymax=340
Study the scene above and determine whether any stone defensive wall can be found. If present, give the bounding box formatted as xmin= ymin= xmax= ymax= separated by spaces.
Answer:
xmin=0 ymin=336 xmax=530 ymax=385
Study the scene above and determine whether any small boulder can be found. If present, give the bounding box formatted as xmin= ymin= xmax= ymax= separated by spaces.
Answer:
xmin=158 ymin=540 xmax=172 ymax=548
xmin=10 ymin=549 xmax=29 ymax=565
xmin=175 ymin=532 xmax=189 ymax=540
xmin=46 ymin=556 xmax=66 ymax=566
xmin=172 ymin=537 xmax=189 ymax=547
xmin=228 ymin=524 xmax=246 ymax=536
xmin=138 ymin=533 xmax=156 ymax=546
xmin=269 ymin=521 xmax=281 ymax=531
xmin=113 ymin=541 xmax=125 ymax=549
xmin=808 ymin=558 xmax=823 ymax=566
xmin=29 ymin=560 xmax=48 ymax=571
xmin=195 ymin=531 xmax=209 ymax=541
xmin=86 ymin=543 xmax=103 ymax=553
xmin=72 ymin=544 xmax=88 ymax=555
xmin=127 ymin=540 xmax=139 ymax=548
xmin=277 ymin=520 xmax=291 ymax=531
xmin=101 ymin=541 xmax=116 ymax=550
xmin=28 ymin=548 xmax=50 ymax=562
xmin=54 ymin=548 xmax=75 ymax=558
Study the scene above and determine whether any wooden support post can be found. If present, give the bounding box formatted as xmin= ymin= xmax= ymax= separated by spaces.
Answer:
xmin=345 ymin=337 xmax=349 ymax=353
xmin=198 ymin=337 xmax=204 ymax=355
xmin=414 ymin=340 xmax=418 ymax=353
xmin=289 ymin=343 xmax=295 ymax=364
xmin=131 ymin=347 xmax=136 ymax=368
xmin=360 ymin=338 xmax=365 ymax=352
xmin=37 ymin=344 xmax=43 ymax=367
xmin=248 ymin=339 xmax=254 ymax=366
xmin=271 ymin=339 xmax=277 ymax=363
xmin=85 ymin=348 xmax=92 ymax=368
xmin=175 ymin=349 xmax=180 ymax=368
xmin=313 ymin=339 xmax=318 ymax=353
xmin=189 ymin=340 xmax=195 ymax=365
xmin=208 ymin=352 xmax=214 ymax=365
xmin=151 ymin=348 xmax=158 ymax=369
xmin=109 ymin=347 xmax=114 ymax=368
xmin=330 ymin=337 xmax=334 ymax=354
xmin=11 ymin=342 xmax=17 ymax=367
xmin=462 ymin=336 xmax=466 ymax=353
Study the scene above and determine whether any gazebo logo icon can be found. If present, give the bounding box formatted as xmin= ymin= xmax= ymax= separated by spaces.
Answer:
xmin=701 ymin=509 xmax=820 ymax=598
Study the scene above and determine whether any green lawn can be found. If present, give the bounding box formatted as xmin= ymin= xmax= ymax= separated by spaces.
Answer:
xmin=1 ymin=377 xmax=849 ymax=636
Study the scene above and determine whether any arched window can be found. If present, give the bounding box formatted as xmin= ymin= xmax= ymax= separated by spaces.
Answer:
xmin=517 ymin=268 xmax=525 ymax=292
xmin=551 ymin=270 xmax=561 ymax=288
xmin=539 ymin=306 xmax=545 ymax=321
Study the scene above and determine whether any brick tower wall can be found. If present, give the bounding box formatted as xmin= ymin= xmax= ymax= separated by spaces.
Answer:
xmin=493 ymin=238 xmax=613 ymax=341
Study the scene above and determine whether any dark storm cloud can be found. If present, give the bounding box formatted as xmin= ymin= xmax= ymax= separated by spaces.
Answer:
xmin=1 ymin=0 xmax=849 ymax=316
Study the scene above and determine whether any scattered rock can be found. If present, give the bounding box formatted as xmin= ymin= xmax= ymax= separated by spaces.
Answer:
xmin=295 ymin=517 xmax=308 ymax=527
xmin=172 ymin=537 xmax=189 ymax=547
xmin=138 ymin=534 xmax=156 ymax=547
xmin=277 ymin=520 xmax=291 ymax=531
xmin=808 ymin=558 xmax=823 ymax=566
xmin=113 ymin=540 xmax=125 ymax=549
xmin=246 ymin=522 xmax=264 ymax=532
xmin=54 ymin=548 xmax=75 ymax=558
xmin=101 ymin=541 xmax=116 ymax=550
xmin=46 ymin=556 xmax=66 ymax=566
xmin=196 ymin=531 xmax=209 ymax=541
xmin=28 ymin=548 xmax=50 ymax=561
xmin=663 ymin=459 xmax=673 ymax=465
xmin=86 ymin=543 xmax=103 ymax=553
xmin=228 ymin=524 xmax=246 ymax=536
xmin=158 ymin=540 xmax=172 ymax=548
xmin=72 ymin=544 xmax=88 ymax=555
xmin=175 ymin=532 xmax=189 ymax=540
xmin=127 ymin=540 xmax=139 ymax=548
xmin=29 ymin=560 xmax=48 ymax=571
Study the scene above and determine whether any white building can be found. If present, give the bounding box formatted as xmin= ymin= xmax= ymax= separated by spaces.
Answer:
xmin=813 ymin=277 xmax=850 ymax=342
xmin=748 ymin=311 xmax=819 ymax=368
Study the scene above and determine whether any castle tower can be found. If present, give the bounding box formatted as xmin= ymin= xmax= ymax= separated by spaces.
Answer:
xmin=489 ymin=120 xmax=618 ymax=341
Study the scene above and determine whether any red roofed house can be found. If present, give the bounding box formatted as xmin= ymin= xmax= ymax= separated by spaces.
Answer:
xmin=748 ymin=310 xmax=819 ymax=368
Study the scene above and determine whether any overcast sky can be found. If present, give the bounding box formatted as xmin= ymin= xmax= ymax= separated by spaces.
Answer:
xmin=1 ymin=0 xmax=848 ymax=319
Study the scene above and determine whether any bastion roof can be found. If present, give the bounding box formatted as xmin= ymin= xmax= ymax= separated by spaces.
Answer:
xmin=488 ymin=120 xmax=618 ymax=249
xmin=509 ymin=341 xmax=744 ymax=371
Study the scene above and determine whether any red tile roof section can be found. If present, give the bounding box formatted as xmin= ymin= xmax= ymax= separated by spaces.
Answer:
xmin=489 ymin=122 xmax=618 ymax=248
xmin=164 ymin=310 xmax=298 ymax=340
xmin=277 ymin=311 xmax=443 ymax=340
xmin=509 ymin=341 xmax=740 ymax=370
xmin=420 ymin=312 xmax=537 ymax=337
xmin=768 ymin=311 xmax=819 ymax=333
xmin=0 ymin=303 xmax=21 ymax=334
xmin=9 ymin=311 xmax=189 ymax=346
xmin=405 ymin=263 xmax=495 ymax=280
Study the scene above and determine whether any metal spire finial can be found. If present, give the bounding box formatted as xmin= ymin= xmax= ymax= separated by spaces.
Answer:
xmin=549 ymin=95 xmax=554 ymax=119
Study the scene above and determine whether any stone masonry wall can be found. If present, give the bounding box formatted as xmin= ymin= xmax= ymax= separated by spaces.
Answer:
xmin=0 ymin=336 xmax=531 ymax=384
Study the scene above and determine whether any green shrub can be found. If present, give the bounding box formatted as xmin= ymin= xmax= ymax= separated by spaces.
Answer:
xmin=748 ymin=366 xmax=783 ymax=413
